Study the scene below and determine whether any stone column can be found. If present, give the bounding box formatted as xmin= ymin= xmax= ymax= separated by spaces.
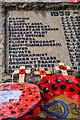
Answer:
xmin=0 ymin=2 xmax=5 ymax=82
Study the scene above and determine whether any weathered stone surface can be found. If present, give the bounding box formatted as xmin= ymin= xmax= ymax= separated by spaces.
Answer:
xmin=0 ymin=6 xmax=2 ymax=13
xmin=0 ymin=13 xmax=3 ymax=29
xmin=2 ymin=75 xmax=12 ymax=83
xmin=0 ymin=4 xmax=5 ymax=82
xmin=0 ymin=0 xmax=64 ymax=3
xmin=0 ymin=2 xmax=79 ymax=82
xmin=6 ymin=10 xmax=80 ymax=74
xmin=1 ymin=0 xmax=79 ymax=3
xmin=0 ymin=44 xmax=4 ymax=48
xmin=0 ymin=55 xmax=3 ymax=65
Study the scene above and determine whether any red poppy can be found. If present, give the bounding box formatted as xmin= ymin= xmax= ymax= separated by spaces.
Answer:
xmin=64 ymin=75 xmax=78 ymax=84
xmin=63 ymin=75 xmax=80 ymax=102
xmin=71 ymin=91 xmax=80 ymax=105
xmin=68 ymin=0 xmax=77 ymax=3
xmin=37 ymin=75 xmax=66 ymax=99
xmin=39 ymin=70 xmax=47 ymax=75
xmin=50 ymin=75 xmax=67 ymax=95
xmin=59 ymin=65 xmax=67 ymax=70
xmin=41 ymin=84 xmax=55 ymax=99
xmin=36 ymin=75 xmax=51 ymax=86
xmin=37 ymin=74 xmax=80 ymax=105
xmin=19 ymin=69 xmax=26 ymax=74
xmin=36 ymin=74 xmax=66 ymax=86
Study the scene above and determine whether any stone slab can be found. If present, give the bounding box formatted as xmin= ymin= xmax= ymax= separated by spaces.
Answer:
xmin=0 ymin=5 xmax=4 ymax=81
xmin=1 ymin=0 xmax=79 ymax=2
xmin=0 ymin=0 xmax=63 ymax=2
xmin=0 ymin=6 xmax=2 ymax=13
xmin=0 ymin=12 xmax=3 ymax=30
xmin=6 ymin=10 xmax=80 ymax=74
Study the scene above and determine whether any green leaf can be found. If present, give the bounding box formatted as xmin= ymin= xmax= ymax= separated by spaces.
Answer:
xmin=40 ymin=103 xmax=45 ymax=108
xmin=39 ymin=89 xmax=43 ymax=93
xmin=37 ymin=111 xmax=46 ymax=119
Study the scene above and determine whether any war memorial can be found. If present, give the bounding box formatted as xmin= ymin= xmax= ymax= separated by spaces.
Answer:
xmin=0 ymin=0 xmax=80 ymax=120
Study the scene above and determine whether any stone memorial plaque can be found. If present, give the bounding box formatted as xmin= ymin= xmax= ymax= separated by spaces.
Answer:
xmin=6 ymin=10 xmax=80 ymax=73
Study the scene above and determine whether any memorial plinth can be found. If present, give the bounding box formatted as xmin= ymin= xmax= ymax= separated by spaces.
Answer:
xmin=6 ymin=10 xmax=80 ymax=74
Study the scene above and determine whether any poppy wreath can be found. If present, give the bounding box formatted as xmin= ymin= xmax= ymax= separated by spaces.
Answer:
xmin=15 ymin=105 xmax=40 ymax=120
xmin=36 ymin=74 xmax=80 ymax=105
xmin=0 ymin=83 xmax=41 ymax=120
xmin=0 ymin=74 xmax=80 ymax=120
xmin=14 ymin=100 xmax=47 ymax=120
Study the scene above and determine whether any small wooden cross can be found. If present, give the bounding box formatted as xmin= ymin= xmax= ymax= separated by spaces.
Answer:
xmin=13 ymin=66 xmax=30 ymax=82
xmin=54 ymin=63 xmax=71 ymax=75
xmin=34 ymin=68 xmax=51 ymax=79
